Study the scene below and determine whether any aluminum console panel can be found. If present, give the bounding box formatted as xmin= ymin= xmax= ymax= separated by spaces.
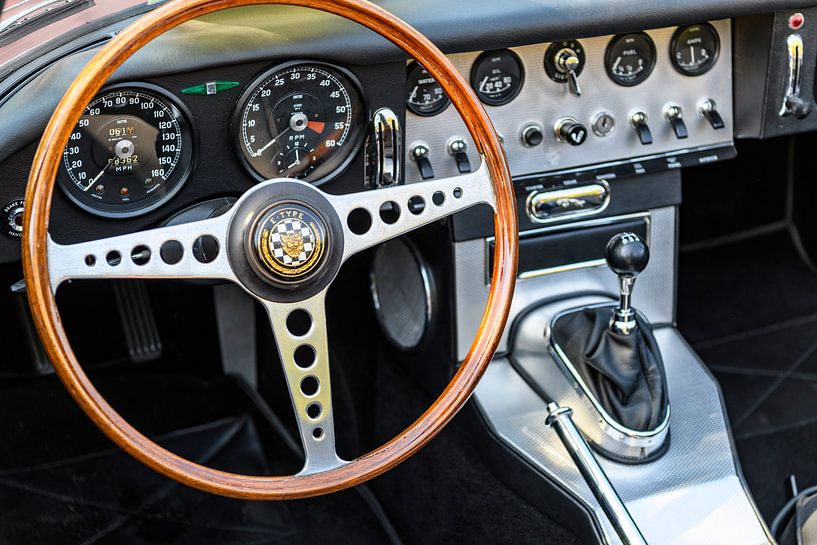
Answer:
xmin=405 ymin=20 xmax=733 ymax=183
xmin=473 ymin=322 xmax=771 ymax=545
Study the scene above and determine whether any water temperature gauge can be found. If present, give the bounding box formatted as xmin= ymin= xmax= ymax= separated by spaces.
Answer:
xmin=470 ymin=49 xmax=525 ymax=106
xmin=406 ymin=62 xmax=450 ymax=116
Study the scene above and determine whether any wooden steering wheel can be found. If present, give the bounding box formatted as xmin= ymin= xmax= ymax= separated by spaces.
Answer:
xmin=22 ymin=0 xmax=517 ymax=499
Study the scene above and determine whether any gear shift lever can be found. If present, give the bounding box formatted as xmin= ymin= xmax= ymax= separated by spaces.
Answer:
xmin=550 ymin=230 xmax=668 ymax=436
xmin=605 ymin=232 xmax=649 ymax=335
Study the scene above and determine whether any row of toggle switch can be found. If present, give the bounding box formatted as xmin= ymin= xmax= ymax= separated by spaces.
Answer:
xmin=544 ymin=98 xmax=725 ymax=148
xmin=410 ymin=138 xmax=472 ymax=180
xmin=407 ymin=98 xmax=725 ymax=180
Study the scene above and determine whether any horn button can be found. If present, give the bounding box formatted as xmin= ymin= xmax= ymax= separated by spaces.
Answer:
xmin=227 ymin=180 xmax=345 ymax=302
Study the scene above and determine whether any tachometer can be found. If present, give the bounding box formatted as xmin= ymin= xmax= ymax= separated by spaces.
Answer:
xmin=234 ymin=62 xmax=366 ymax=183
xmin=58 ymin=83 xmax=194 ymax=218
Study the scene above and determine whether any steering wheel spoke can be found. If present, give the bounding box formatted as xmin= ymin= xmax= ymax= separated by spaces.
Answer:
xmin=260 ymin=291 xmax=347 ymax=475
xmin=333 ymin=160 xmax=495 ymax=260
xmin=46 ymin=214 xmax=235 ymax=292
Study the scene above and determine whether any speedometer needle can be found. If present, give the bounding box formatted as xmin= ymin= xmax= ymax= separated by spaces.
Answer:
xmin=85 ymin=168 xmax=106 ymax=191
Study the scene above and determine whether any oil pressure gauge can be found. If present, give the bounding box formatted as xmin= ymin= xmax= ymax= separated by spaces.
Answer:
xmin=670 ymin=23 xmax=720 ymax=76
xmin=470 ymin=49 xmax=525 ymax=106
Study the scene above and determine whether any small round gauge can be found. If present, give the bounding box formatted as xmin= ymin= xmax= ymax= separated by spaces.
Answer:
xmin=406 ymin=62 xmax=450 ymax=116
xmin=470 ymin=49 xmax=525 ymax=106
xmin=234 ymin=61 xmax=366 ymax=183
xmin=58 ymin=83 xmax=194 ymax=218
xmin=605 ymin=33 xmax=657 ymax=87
xmin=670 ymin=23 xmax=720 ymax=76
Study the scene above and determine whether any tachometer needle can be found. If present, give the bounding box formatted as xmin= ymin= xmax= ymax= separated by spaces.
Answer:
xmin=85 ymin=168 xmax=106 ymax=191
xmin=257 ymin=128 xmax=290 ymax=155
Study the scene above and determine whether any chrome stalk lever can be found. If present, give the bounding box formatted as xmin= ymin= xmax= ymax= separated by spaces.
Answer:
xmin=605 ymin=232 xmax=649 ymax=335
xmin=546 ymin=403 xmax=649 ymax=545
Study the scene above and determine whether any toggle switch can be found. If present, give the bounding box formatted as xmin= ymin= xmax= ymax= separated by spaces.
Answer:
xmin=630 ymin=112 xmax=653 ymax=145
xmin=665 ymin=105 xmax=688 ymax=139
xmin=410 ymin=144 xmax=434 ymax=180
xmin=448 ymin=138 xmax=472 ymax=173
xmin=699 ymin=99 xmax=725 ymax=129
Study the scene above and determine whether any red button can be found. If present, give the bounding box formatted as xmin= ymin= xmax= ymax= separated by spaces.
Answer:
xmin=789 ymin=12 xmax=805 ymax=30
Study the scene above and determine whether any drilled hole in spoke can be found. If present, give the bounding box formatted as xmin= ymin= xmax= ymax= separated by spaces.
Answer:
xmin=286 ymin=310 xmax=312 ymax=337
xmin=131 ymin=245 xmax=151 ymax=266
xmin=84 ymin=255 xmax=96 ymax=267
xmin=193 ymin=235 xmax=220 ymax=264
xmin=106 ymin=251 xmax=121 ymax=266
xmin=294 ymin=345 xmax=316 ymax=368
xmin=347 ymin=208 xmax=372 ymax=235
xmin=408 ymin=196 xmax=426 ymax=215
xmin=453 ymin=187 xmax=463 ymax=199
xmin=306 ymin=402 xmax=322 ymax=420
xmin=432 ymin=191 xmax=445 ymax=206
xmin=312 ymin=427 xmax=325 ymax=440
xmin=300 ymin=376 xmax=319 ymax=396
xmin=160 ymin=240 xmax=184 ymax=265
xmin=379 ymin=201 xmax=400 ymax=224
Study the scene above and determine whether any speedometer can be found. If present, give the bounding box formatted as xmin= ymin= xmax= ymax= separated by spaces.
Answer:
xmin=234 ymin=62 xmax=366 ymax=184
xmin=58 ymin=83 xmax=194 ymax=218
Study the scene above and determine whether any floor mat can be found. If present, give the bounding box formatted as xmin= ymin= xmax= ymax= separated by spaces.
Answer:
xmin=0 ymin=375 xmax=393 ymax=545
xmin=679 ymin=226 xmax=817 ymax=521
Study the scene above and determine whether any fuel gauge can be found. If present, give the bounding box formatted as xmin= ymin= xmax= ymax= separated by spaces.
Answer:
xmin=605 ymin=33 xmax=656 ymax=87
xmin=670 ymin=23 xmax=720 ymax=76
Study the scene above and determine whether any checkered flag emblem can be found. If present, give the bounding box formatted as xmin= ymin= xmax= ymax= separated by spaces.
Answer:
xmin=269 ymin=219 xmax=315 ymax=267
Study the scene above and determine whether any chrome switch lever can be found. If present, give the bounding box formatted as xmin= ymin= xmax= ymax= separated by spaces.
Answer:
xmin=559 ymin=52 xmax=582 ymax=97
xmin=665 ymin=105 xmax=688 ymax=139
xmin=365 ymin=107 xmax=402 ymax=188
xmin=605 ymin=232 xmax=650 ymax=335
xmin=780 ymin=34 xmax=812 ymax=119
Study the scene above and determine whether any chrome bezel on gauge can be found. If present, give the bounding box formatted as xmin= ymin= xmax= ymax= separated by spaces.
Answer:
xmin=669 ymin=23 xmax=720 ymax=77
xmin=231 ymin=60 xmax=367 ymax=186
xmin=604 ymin=32 xmax=657 ymax=87
xmin=469 ymin=49 xmax=525 ymax=106
xmin=57 ymin=82 xmax=196 ymax=219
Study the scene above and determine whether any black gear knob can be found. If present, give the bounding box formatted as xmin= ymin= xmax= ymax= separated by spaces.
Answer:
xmin=605 ymin=232 xmax=649 ymax=278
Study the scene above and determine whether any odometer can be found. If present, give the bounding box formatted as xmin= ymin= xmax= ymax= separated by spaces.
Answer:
xmin=58 ymin=83 xmax=194 ymax=218
xmin=234 ymin=62 xmax=366 ymax=183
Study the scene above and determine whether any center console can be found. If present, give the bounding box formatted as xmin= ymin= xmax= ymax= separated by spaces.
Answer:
xmin=419 ymin=18 xmax=774 ymax=545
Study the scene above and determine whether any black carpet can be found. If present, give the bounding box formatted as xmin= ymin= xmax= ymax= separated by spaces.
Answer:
xmin=679 ymin=226 xmax=817 ymax=521
xmin=367 ymin=347 xmax=583 ymax=545
xmin=0 ymin=374 xmax=394 ymax=545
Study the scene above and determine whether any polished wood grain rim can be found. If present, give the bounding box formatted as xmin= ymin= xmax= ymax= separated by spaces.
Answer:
xmin=22 ymin=0 xmax=518 ymax=499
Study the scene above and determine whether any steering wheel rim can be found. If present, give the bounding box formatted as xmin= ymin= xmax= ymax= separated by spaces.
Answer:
xmin=22 ymin=0 xmax=517 ymax=499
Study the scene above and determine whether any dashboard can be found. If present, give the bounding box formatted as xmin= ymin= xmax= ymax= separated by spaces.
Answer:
xmin=0 ymin=1 xmax=810 ymax=263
